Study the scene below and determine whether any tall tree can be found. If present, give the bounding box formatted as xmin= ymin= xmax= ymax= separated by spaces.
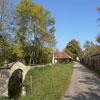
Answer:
xmin=13 ymin=0 xmax=56 ymax=64
xmin=97 ymin=8 xmax=100 ymax=45
xmin=83 ymin=40 xmax=94 ymax=48
xmin=96 ymin=33 xmax=100 ymax=45
xmin=65 ymin=39 xmax=82 ymax=60
xmin=13 ymin=0 xmax=35 ymax=62
xmin=30 ymin=5 xmax=56 ymax=64
xmin=83 ymin=46 xmax=100 ymax=58
xmin=0 ymin=0 xmax=14 ymax=66
xmin=53 ymin=48 xmax=60 ymax=55
xmin=0 ymin=0 xmax=15 ymax=34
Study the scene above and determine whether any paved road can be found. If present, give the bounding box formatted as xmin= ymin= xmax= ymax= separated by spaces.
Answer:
xmin=62 ymin=62 xmax=100 ymax=100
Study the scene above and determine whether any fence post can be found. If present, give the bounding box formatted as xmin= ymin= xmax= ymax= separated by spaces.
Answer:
xmin=30 ymin=75 xmax=32 ymax=92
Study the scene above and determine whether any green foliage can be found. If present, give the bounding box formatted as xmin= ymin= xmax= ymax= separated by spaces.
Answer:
xmin=0 ymin=33 xmax=14 ymax=65
xmin=23 ymin=76 xmax=31 ymax=93
xmin=13 ymin=42 xmax=24 ymax=58
xmin=0 ymin=0 xmax=56 ymax=66
xmin=12 ymin=0 xmax=56 ymax=64
xmin=83 ymin=40 xmax=94 ymax=48
xmin=53 ymin=48 xmax=59 ymax=55
xmin=0 ymin=0 xmax=13 ymax=32
xmin=83 ymin=46 xmax=99 ymax=58
xmin=0 ymin=0 xmax=15 ymax=65
xmin=96 ymin=33 xmax=100 ymax=45
xmin=0 ymin=62 xmax=3 ymax=67
xmin=97 ymin=8 xmax=100 ymax=27
xmin=37 ymin=48 xmax=53 ymax=64
xmin=65 ymin=39 xmax=82 ymax=60
xmin=13 ymin=0 xmax=35 ymax=60
xmin=8 ymin=69 xmax=23 ymax=99
xmin=83 ymin=40 xmax=99 ymax=58
xmin=97 ymin=8 xmax=100 ymax=45
xmin=66 ymin=49 xmax=74 ymax=59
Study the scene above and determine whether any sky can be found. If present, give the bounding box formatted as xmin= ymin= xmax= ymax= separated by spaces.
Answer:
xmin=14 ymin=0 xmax=100 ymax=51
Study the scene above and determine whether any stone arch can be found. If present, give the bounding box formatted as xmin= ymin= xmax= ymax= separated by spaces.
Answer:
xmin=8 ymin=69 xmax=23 ymax=99
xmin=0 ymin=62 xmax=30 ymax=97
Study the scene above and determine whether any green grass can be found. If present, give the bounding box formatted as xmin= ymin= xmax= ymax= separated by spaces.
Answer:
xmin=20 ymin=63 xmax=73 ymax=100
xmin=0 ymin=62 xmax=74 ymax=100
xmin=80 ymin=62 xmax=100 ymax=77
xmin=0 ymin=97 xmax=10 ymax=100
xmin=0 ymin=97 xmax=15 ymax=100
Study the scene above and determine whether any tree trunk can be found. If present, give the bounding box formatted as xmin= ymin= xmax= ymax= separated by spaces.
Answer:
xmin=29 ymin=51 xmax=33 ymax=65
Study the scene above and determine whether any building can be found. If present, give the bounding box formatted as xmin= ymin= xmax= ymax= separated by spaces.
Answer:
xmin=54 ymin=51 xmax=72 ymax=64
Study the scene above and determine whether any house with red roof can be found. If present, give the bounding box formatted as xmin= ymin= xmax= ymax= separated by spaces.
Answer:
xmin=54 ymin=51 xmax=72 ymax=64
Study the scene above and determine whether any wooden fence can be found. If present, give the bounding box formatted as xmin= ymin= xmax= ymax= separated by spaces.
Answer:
xmin=81 ymin=54 xmax=100 ymax=69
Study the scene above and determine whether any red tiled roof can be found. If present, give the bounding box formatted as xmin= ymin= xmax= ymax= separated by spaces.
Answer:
xmin=55 ymin=51 xmax=72 ymax=59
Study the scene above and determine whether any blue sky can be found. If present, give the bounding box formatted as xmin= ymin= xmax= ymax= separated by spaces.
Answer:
xmin=14 ymin=0 xmax=100 ymax=51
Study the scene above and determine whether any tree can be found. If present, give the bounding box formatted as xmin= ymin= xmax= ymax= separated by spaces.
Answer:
xmin=97 ymin=8 xmax=100 ymax=45
xmin=53 ymin=48 xmax=60 ymax=55
xmin=83 ymin=40 xmax=98 ymax=58
xmin=65 ymin=39 xmax=82 ymax=60
xmin=0 ymin=0 xmax=15 ymax=35
xmin=83 ymin=46 xmax=99 ymax=58
xmin=96 ymin=33 xmax=100 ymax=45
xmin=13 ymin=0 xmax=35 ymax=61
xmin=0 ymin=0 xmax=15 ymax=66
xmin=37 ymin=47 xmax=53 ymax=64
xmin=97 ymin=7 xmax=100 ymax=26
xmin=13 ymin=0 xmax=56 ymax=64
xmin=0 ymin=0 xmax=56 ymax=66
xmin=83 ymin=40 xmax=94 ymax=48
xmin=29 ymin=4 xmax=56 ymax=64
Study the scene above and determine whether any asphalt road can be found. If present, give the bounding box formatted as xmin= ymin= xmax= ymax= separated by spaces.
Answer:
xmin=62 ymin=62 xmax=100 ymax=100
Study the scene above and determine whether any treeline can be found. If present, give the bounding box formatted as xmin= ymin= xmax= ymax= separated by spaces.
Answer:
xmin=64 ymin=39 xmax=100 ymax=61
xmin=82 ymin=40 xmax=100 ymax=58
xmin=0 ymin=0 xmax=56 ymax=66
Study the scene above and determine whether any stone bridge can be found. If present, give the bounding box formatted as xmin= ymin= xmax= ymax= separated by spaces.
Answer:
xmin=0 ymin=62 xmax=52 ymax=97
xmin=0 ymin=62 xmax=31 ymax=97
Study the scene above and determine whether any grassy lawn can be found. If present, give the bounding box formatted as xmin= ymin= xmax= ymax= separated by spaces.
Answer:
xmin=0 ymin=98 xmax=10 ymax=100
xmin=80 ymin=63 xmax=100 ymax=77
xmin=0 ymin=62 xmax=74 ymax=100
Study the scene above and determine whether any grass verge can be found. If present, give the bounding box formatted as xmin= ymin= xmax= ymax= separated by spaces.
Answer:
xmin=0 ymin=62 xmax=74 ymax=100
xmin=21 ymin=62 xmax=74 ymax=100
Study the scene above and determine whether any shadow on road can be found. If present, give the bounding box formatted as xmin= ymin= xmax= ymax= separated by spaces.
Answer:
xmin=63 ymin=63 xmax=100 ymax=100
xmin=65 ymin=91 xmax=100 ymax=100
